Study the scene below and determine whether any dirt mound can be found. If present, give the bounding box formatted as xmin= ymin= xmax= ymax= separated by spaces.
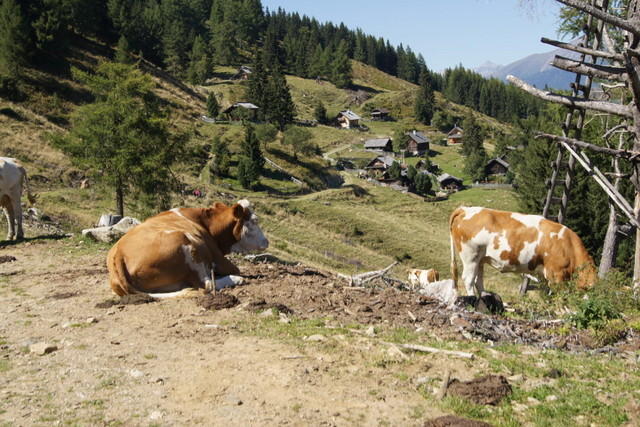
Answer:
xmin=245 ymin=298 xmax=293 ymax=314
xmin=94 ymin=293 xmax=157 ymax=308
xmin=197 ymin=292 xmax=240 ymax=310
xmin=227 ymin=261 xmax=565 ymax=346
xmin=424 ymin=415 xmax=492 ymax=427
xmin=447 ymin=375 xmax=512 ymax=405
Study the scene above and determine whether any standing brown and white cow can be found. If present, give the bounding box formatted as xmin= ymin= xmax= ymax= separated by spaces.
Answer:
xmin=449 ymin=206 xmax=596 ymax=297
xmin=0 ymin=157 xmax=36 ymax=240
xmin=107 ymin=199 xmax=268 ymax=298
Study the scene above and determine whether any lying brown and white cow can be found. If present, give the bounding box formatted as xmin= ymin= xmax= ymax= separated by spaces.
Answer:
xmin=0 ymin=157 xmax=36 ymax=240
xmin=449 ymin=206 xmax=596 ymax=297
xmin=107 ymin=199 xmax=268 ymax=298
xmin=408 ymin=268 xmax=440 ymax=288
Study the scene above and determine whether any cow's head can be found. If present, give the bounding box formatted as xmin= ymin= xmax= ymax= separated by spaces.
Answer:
xmin=204 ymin=199 xmax=269 ymax=254
xmin=576 ymin=262 xmax=597 ymax=289
xmin=230 ymin=199 xmax=269 ymax=253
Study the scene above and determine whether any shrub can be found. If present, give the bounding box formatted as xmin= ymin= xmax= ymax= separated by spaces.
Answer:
xmin=571 ymin=296 xmax=621 ymax=329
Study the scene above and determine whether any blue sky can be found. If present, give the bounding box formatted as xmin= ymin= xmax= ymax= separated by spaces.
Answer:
xmin=261 ymin=0 xmax=564 ymax=72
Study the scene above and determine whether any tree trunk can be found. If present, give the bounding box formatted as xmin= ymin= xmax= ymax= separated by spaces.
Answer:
xmin=116 ymin=178 xmax=124 ymax=217
xmin=599 ymin=205 xmax=619 ymax=277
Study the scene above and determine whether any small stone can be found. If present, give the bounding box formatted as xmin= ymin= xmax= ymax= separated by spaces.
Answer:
xmin=364 ymin=326 xmax=376 ymax=337
xmin=148 ymin=411 xmax=163 ymax=420
xmin=546 ymin=395 xmax=558 ymax=402
xmin=507 ymin=374 xmax=524 ymax=383
xmin=305 ymin=334 xmax=325 ymax=342
xmin=527 ymin=397 xmax=541 ymax=405
xmin=279 ymin=313 xmax=291 ymax=324
xmin=106 ymin=309 xmax=117 ymax=315
xmin=30 ymin=343 xmax=57 ymax=355
xmin=513 ymin=403 xmax=528 ymax=413
xmin=86 ymin=317 xmax=98 ymax=324
xmin=61 ymin=322 xmax=72 ymax=329
xmin=414 ymin=376 xmax=430 ymax=386
xmin=129 ymin=369 xmax=144 ymax=378
xmin=260 ymin=308 xmax=275 ymax=318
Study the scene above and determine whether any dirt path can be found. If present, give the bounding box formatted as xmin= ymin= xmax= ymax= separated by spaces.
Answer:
xmin=0 ymin=238 xmax=456 ymax=426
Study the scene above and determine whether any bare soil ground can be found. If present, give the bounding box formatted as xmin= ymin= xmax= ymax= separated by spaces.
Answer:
xmin=0 ymin=236 xmax=637 ymax=426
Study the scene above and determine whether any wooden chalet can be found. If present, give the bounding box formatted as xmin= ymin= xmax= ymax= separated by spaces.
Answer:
xmin=485 ymin=156 xmax=510 ymax=176
xmin=437 ymin=173 xmax=463 ymax=191
xmin=371 ymin=108 xmax=391 ymax=121
xmin=364 ymin=155 xmax=395 ymax=173
xmin=447 ymin=125 xmax=464 ymax=144
xmin=364 ymin=137 xmax=393 ymax=153
xmin=405 ymin=130 xmax=430 ymax=155
xmin=232 ymin=65 xmax=252 ymax=80
xmin=337 ymin=110 xmax=361 ymax=129
xmin=223 ymin=102 xmax=259 ymax=121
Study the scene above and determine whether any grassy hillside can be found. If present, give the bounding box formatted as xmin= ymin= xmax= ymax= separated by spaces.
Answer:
xmin=0 ymin=35 xmax=523 ymax=290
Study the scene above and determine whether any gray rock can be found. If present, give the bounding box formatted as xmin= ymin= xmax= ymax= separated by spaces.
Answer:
xmin=97 ymin=214 xmax=122 ymax=227
xmin=82 ymin=217 xmax=140 ymax=243
xmin=305 ymin=334 xmax=326 ymax=342
xmin=30 ymin=342 xmax=58 ymax=355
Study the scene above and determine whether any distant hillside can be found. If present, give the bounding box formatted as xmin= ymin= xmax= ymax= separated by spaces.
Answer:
xmin=476 ymin=44 xmax=581 ymax=90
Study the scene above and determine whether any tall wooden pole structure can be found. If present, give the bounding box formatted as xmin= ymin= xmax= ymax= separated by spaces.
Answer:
xmin=508 ymin=0 xmax=640 ymax=289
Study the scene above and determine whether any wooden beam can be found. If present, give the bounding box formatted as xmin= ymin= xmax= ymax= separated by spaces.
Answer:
xmin=541 ymin=37 xmax=624 ymax=61
xmin=551 ymin=55 xmax=627 ymax=82
xmin=554 ymin=0 xmax=640 ymax=37
xmin=537 ymin=132 xmax=640 ymax=158
xmin=508 ymin=75 xmax=633 ymax=118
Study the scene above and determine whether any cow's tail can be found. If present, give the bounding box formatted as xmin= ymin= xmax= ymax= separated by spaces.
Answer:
xmin=107 ymin=243 xmax=136 ymax=297
xmin=19 ymin=166 xmax=36 ymax=206
xmin=449 ymin=208 xmax=463 ymax=290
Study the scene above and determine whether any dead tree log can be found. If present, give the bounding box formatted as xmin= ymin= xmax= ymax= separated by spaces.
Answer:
xmin=507 ymin=75 xmax=633 ymax=118
xmin=541 ymin=37 xmax=624 ymax=61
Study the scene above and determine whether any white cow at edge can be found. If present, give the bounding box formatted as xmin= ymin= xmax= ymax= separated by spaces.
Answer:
xmin=0 ymin=157 xmax=35 ymax=240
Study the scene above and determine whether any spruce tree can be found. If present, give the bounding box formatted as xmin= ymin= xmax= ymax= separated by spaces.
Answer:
xmin=237 ymin=123 xmax=264 ymax=189
xmin=187 ymin=35 xmax=211 ymax=84
xmin=415 ymin=70 xmax=435 ymax=125
xmin=0 ymin=0 xmax=30 ymax=78
xmin=313 ymin=100 xmax=327 ymax=124
xmin=264 ymin=64 xmax=295 ymax=130
xmin=330 ymin=40 xmax=352 ymax=89
xmin=414 ymin=173 xmax=432 ymax=195
xmin=115 ymin=35 xmax=134 ymax=64
xmin=52 ymin=62 xmax=185 ymax=216
xmin=388 ymin=161 xmax=402 ymax=180
xmin=210 ymin=136 xmax=230 ymax=178
xmin=206 ymin=92 xmax=219 ymax=118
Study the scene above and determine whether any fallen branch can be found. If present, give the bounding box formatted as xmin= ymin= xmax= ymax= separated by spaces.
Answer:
xmin=381 ymin=341 xmax=475 ymax=360
xmin=507 ymin=75 xmax=633 ymax=118
xmin=536 ymin=132 xmax=640 ymax=159
xmin=540 ymin=37 xmax=624 ymax=62
xmin=551 ymin=55 xmax=627 ymax=82
xmin=336 ymin=261 xmax=399 ymax=286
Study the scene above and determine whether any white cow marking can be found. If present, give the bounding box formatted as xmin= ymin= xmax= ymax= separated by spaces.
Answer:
xmin=181 ymin=244 xmax=211 ymax=284
xmin=511 ymin=212 xmax=543 ymax=229
xmin=461 ymin=206 xmax=484 ymax=220
xmin=170 ymin=208 xmax=186 ymax=219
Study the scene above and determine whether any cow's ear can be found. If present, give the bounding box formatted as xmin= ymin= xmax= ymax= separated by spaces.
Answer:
xmin=212 ymin=202 xmax=226 ymax=210
xmin=203 ymin=207 xmax=214 ymax=218
xmin=232 ymin=203 xmax=244 ymax=219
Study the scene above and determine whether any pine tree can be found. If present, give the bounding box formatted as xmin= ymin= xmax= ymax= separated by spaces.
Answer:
xmin=407 ymin=165 xmax=417 ymax=182
xmin=414 ymin=173 xmax=432 ymax=195
xmin=52 ymin=62 xmax=185 ymax=216
xmin=313 ymin=100 xmax=327 ymax=124
xmin=246 ymin=50 xmax=268 ymax=120
xmin=115 ymin=35 xmax=134 ymax=64
xmin=210 ymin=136 xmax=230 ymax=178
xmin=461 ymin=114 xmax=483 ymax=157
xmin=415 ymin=70 xmax=435 ymax=125
xmin=264 ymin=64 xmax=295 ymax=130
xmin=0 ymin=0 xmax=30 ymax=78
xmin=187 ymin=35 xmax=212 ymax=84
xmin=237 ymin=123 xmax=264 ymax=188
xmin=330 ymin=40 xmax=352 ymax=89
xmin=206 ymin=92 xmax=219 ymax=117
xmin=388 ymin=161 xmax=402 ymax=181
